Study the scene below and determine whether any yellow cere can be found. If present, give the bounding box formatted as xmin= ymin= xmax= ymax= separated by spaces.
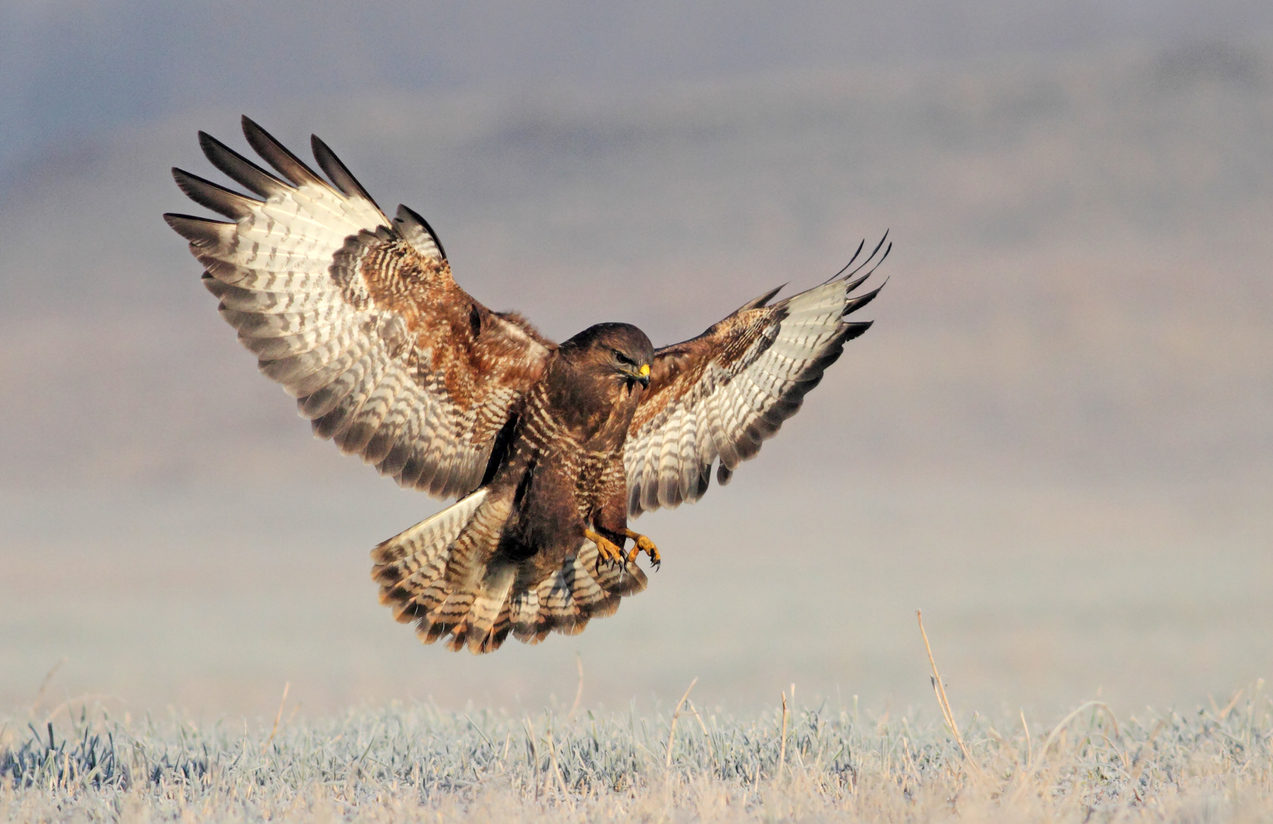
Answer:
xmin=639 ymin=363 xmax=651 ymax=378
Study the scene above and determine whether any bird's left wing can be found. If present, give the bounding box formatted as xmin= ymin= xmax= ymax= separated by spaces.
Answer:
xmin=165 ymin=117 xmax=553 ymax=499
xmin=624 ymin=237 xmax=888 ymax=515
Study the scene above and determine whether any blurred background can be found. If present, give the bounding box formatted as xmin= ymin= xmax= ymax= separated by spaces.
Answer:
xmin=2 ymin=2 xmax=1271 ymax=723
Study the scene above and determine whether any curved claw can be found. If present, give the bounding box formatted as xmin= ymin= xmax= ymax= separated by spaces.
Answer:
xmin=622 ymin=529 xmax=661 ymax=569
xmin=585 ymin=528 xmax=627 ymax=570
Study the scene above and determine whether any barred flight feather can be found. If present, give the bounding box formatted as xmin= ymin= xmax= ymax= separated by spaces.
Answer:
xmin=625 ymin=236 xmax=887 ymax=514
xmin=166 ymin=117 xmax=552 ymax=501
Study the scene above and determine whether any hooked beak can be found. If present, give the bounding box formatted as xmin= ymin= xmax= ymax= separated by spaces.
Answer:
xmin=622 ymin=362 xmax=651 ymax=389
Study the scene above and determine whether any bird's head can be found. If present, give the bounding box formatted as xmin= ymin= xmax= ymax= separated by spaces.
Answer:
xmin=562 ymin=323 xmax=654 ymax=390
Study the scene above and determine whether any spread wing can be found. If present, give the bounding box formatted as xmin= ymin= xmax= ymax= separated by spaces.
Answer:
xmin=165 ymin=116 xmax=553 ymax=499
xmin=624 ymin=237 xmax=888 ymax=515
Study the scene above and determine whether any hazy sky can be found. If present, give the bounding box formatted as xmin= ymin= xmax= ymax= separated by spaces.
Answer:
xmin=4 ymin=0 xmax=1272 ymax=182
xmin=3 ymin=4 xmax=1271 ymax=716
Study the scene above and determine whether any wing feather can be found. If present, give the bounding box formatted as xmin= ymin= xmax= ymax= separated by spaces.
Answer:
xmin=242 ymin=115 xmax=328 ymax=188
xmin=624 ymin=237 xmax=887 ymax=515
xmin=198 ymin=130 xmax=285 ymax=197
xmin=311 ymin=134 xmax=383 ymax=209
xmin=166 ymin=117 xmax=554 ymax=499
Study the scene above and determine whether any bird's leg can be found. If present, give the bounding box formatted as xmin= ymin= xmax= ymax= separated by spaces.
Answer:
xmin=621 ymin=528 xmax=661 ymax=569
xmin=584 ymin=528 xmax=626 ymax=568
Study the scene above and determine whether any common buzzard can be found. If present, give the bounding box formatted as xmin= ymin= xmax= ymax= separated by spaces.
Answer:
xmin=166 ymin=117 xmax=886 ymax=653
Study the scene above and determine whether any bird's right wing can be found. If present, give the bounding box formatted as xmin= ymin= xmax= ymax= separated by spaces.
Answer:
xmin=166 ymin=117 xmax=553 ymax=498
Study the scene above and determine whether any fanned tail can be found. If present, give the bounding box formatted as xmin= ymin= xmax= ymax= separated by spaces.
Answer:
xmin=508 ymin=538 xmax=648 ymax=646
xmin=370 ymin=488 xmax=489 ymax=625
xmin=370 ymin=490 xmax=650 ymax=654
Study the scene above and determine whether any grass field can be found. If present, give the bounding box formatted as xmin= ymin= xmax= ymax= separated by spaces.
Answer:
xmin=5 ymin=671 xmax=1270 ymax=822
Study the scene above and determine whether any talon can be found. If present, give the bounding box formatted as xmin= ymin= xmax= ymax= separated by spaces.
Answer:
xmin=622 ymin=529 xmax=661 ymax=568
xmin=585 ymin=528 xmax=626 ymax=568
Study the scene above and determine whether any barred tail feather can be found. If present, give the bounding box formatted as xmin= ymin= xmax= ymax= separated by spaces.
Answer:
xmin=370 ymin=489 xmax=488 ymax=623
xmin=459 ymin=564 xmax=516 ymax=653
xmin=372 ymin=493 xmax=650 ymax=654
xmin=510 ymin=540 xmax=649 ymax=644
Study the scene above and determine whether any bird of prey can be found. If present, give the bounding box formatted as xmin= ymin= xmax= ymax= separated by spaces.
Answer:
xmin=165 ymin=117 xmax=886 ymax=653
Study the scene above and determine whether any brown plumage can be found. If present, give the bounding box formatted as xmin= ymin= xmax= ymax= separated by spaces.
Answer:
xmin=166 ymin=117 xmax=886 ymax=653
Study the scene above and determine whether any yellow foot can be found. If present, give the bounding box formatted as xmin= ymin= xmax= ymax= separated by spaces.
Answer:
xmin=622 ymin=529 xmax=662 ymax=569
xmin=584 ymin=528 xmax=626 ymax=568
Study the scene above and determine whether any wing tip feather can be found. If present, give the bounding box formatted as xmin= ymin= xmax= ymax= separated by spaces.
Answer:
xmin=241 ymin=115 xmax=325 ymax=188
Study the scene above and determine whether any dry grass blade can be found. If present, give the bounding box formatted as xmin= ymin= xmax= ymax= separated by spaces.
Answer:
xmin=685 ymin=698 xmax=715 ymax=764
xmin=778 ymin=689 xmax=790 ymax=779
xmin=1020 ymin=708 xmax=1032 ymax=765
xmin=544 ymin=719 xmax=569 ymax=798
xmin=567 ymin=654 xmax=585 ymax=721
xmin=263 ymin=681 xmax=290 ymax=753
xmin=916 ymin=610 xmax=983 ymax=779
xmin=665 ymin=677 xmax=698 ymax=768
xmin=1213 ymin=687 xmax=1245 ymax=721
xmin=1038 ymin=700 xmax=1121 ymax=760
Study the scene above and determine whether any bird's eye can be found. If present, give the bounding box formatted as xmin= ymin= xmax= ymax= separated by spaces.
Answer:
xmin=612 ymin=349 xmax=635 ymax=366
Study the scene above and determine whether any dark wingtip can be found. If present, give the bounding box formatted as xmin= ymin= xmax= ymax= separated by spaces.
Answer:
xmin=842 ymin=284 xmax=884 ymax=317
xmin=171 ymin=167 xmax=257 ymax=219
xmin=196 ymin=126 xmax=284 ymax=197
xmin=240 ymin=114 xmax=263 ymax=138
xmin=736 ymin=283 xmax=786 ymax=312
xmin=824 ymin=237 xmax=867 ymax=283
xmin=241 ymin=115 xmax=324 ymax=187
xmin=824 ymin=231 xmax=891 ymax=286
xmin=195 ymin=130 xmax=217 ymax=156
xmin=162 ymin=211 xmax=198 ymax=232
xmin=393 ymin=203 xmax=448 ymax=261
xmin=311 ymin=132 xmax=383 ymax=212
xmin=841 ymin=320 xmax=874 ymax=342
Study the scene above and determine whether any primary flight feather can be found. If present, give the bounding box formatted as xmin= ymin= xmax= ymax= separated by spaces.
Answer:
xmin=166 ymin=116 xmax=886 ymax=653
